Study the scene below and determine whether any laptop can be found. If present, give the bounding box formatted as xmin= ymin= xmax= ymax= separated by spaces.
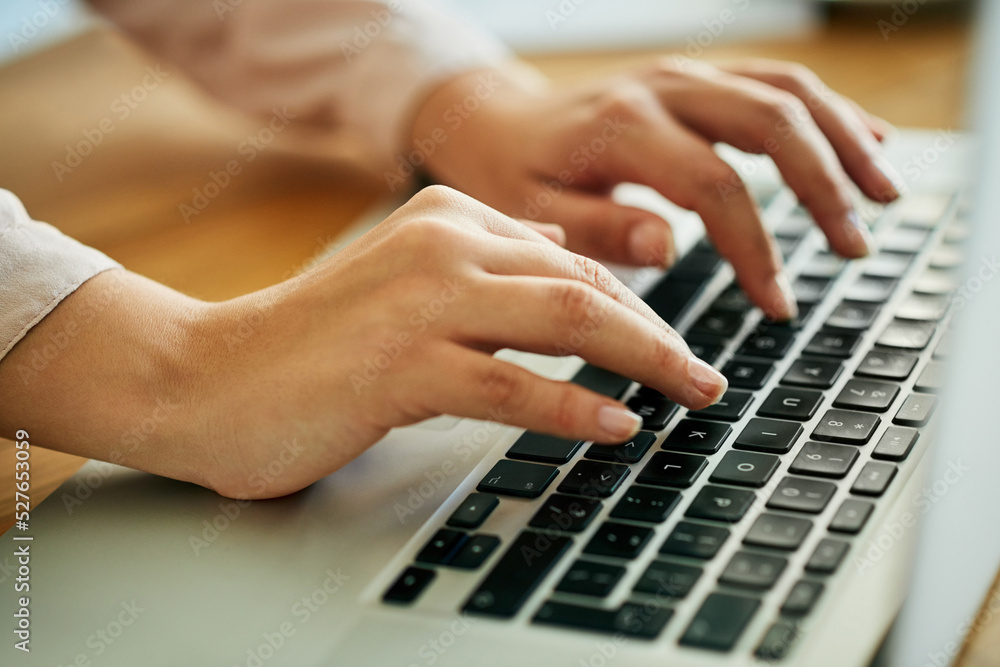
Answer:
xmin=4 ymin=7 xmax=1000 ymax=667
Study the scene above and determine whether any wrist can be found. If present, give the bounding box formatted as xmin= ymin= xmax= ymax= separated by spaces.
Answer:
xmin=409 ymin=64 xmax=549 ymax=187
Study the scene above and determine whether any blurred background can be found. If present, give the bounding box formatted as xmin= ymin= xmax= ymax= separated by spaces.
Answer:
xmin=0 ymin=0 xmax=972 ymax=63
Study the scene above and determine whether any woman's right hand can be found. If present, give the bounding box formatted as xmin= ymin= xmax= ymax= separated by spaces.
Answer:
xmin=0 ymin=186 xmax=727 ymax=499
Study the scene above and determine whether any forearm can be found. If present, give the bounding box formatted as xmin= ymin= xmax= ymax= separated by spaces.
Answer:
xmin=0 ymin=270 xmax=217 ymax=490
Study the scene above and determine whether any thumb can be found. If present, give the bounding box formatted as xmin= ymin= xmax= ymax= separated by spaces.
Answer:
xmin=532 ymin=188 xmax=676 ymax=268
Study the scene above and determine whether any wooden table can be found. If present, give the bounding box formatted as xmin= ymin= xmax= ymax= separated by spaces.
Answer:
xmin=1 ymin=5 xmax=993 ymax=664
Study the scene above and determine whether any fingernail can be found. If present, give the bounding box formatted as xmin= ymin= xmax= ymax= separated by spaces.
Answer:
xmin=686 ymin=357 xmax=728 ymax=405
xmin=628 ymin=221 xmax=672 ymax=268
xmin=873 ymin=154 xmax=903 ymax=201
xmin=598 ymin=405 xmax=643 ymax=440
xmin=845 ymin=209 xmax=874 ymax=257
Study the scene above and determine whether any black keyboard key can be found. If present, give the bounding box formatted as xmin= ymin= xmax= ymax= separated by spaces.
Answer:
xmin=684 ymin=337 xmax=725 ymax=365
xmin=633 ymin=561 xmax=702 ymax=598
xmin=610 ymin=486 xmax=681 ymax=523
xmin=915 ymin=361 xmax=947 ymax=392
xmin=846 ymin=276 xmax=897 ymax=303
xmin=583 ymin=522 xmax=653 ymax=560
xmin=734 ymin=417 xmax=803 ymax=453
xmin=626 ymin=394 xmax=679 ymax=431
xmin=789 ymin=441 xmax=859 ymax=478
xmin=555 ymin=560 xmax=625 ymax=597
xmin=478 ymin=460 xmax=558 ymax=498
xmin=737 ymin=327 xmax=796 ymax=359
xmin=833 ymin=379 xmax=900 ymax=412
xmin=688 ymin=389 xmax=754 ymax=421
xmin=782 ymin=580 xmax=824 ymax=616
xmin=872 ymin=426 xmax=919 ymax=461
xmin=680 ymin=593 xmax=760 ymax=651
xmin=529 ymin=494 xmax=603 ymax=533
xmin=712 ymin=284 xmax=753 ymax=313
xmin=672 ymin=247 xmax=724 ymax=280
xmin=767 ymin=476 xmax=836 ymax=514
xmin=894 ymin=393 xmax=937 ymax=426
xmin=743 ymin=513 xmax=812 ymax=550
xmin=447 ymin=493 xmax=500 ymax=529
xmin=533 ymin=601 xmax=673 ymax=639
xmin=826 ymin=301 xmax=881 ymax=330
xmin=877 ymin=319 xmax=936 ymax=350
xmin=416 ymin=529 xmax=468 ymax=565
xmin=757 ymin=387 xmax=823 ymax=421
xmin=710 ymin=451 xmax=780 ymax=487
xmin=637 ymin=452 xmax=707 ymax=488
xmin=720 ymin=551 xmax=787 ymax=589
xmin=804 ymin=331 xmax=862 ymax=358
xmin=829 ymin=499 xmax=874 ymax=534
xmin=450 ymin=534 xmax=501 ymax=569
xmin=792 ymin=277 xmax=831 ymax=304
xmin=662 ymin=419 xmax=731 ymax=454
xmin=645 ymin=276 xmax=705 ymax=325
xmin=775 ymin=301 xmax=816 ymax=330
xmin=508 ymin=432 xmax=583 ymax=464
xmin=851 ymin=461 xmax=897 ymax=496
xmin=806 ymin=538 xmax=850 ymax=574
xmin=660 ymin=521 xmax=730 ymax=560
xmin=571 ymin=364 xmax=632 ymax=399
xmin=690 ymin=310 xmax=745 ymax=338
xmin=586 ymin=431 xmax=656 ymax=464
xmin=811 ymin=409 xmax=880 ymax=444
xmin=855 ymin=350 xmax=918 ymax=380
xmin=463 ymin=531 xmax=572 ymax=617
xmin=755 ymin=622 xmax=802 ymax=661
xmin=723 ymin=358 xmax=775 ymax=390
xmin=557 ymin=460 xmax=630 ymax=498
xmin=685 ymin=485 xmax=757 ymax=523
xmin=383 ymin=566 xmax=435 ymax=605
xmin=781 ymin=358 xmax=843 ymax=388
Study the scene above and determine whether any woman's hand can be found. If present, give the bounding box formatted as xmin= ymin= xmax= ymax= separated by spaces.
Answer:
xmin=411 ymin=58 xmax=902 ymax=321
xmin=0 ymin=186 xmax=727 ymax=499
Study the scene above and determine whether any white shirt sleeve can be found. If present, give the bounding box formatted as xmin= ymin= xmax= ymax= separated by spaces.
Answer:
xmin=0 ymin=189 xmax=121 ymax=362
xmin=85 ymin=0 xmax=511 ymax=170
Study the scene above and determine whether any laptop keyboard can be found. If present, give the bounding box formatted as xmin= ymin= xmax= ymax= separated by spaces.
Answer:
xmin=379 ymin=186 xmax=963 ymax=660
